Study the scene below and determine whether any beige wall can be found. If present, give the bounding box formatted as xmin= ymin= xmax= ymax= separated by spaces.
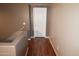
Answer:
xmin=0 ymin=4 xmax=30 ymax=39
xmin=47 ymin=4 xmax=79 ymax=55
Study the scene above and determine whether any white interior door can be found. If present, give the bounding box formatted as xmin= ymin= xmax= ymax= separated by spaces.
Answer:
xmin=33 ymin=7 xmax=47 ymax=37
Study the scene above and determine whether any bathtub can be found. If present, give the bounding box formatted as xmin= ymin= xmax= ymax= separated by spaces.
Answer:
xmin=0 ymin=31 xmax=28 ymax=56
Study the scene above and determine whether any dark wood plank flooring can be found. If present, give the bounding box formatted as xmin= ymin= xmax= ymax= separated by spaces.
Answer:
xmin=27 ymin=37 xmax=56 ymax=56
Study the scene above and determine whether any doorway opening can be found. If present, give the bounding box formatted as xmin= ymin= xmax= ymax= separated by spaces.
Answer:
xmin=33 ymin=7 xmax=47 ymax=37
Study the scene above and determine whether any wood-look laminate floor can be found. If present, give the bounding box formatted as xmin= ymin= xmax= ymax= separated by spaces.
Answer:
xmin=27 ymin=37 xmax=56 ymax=56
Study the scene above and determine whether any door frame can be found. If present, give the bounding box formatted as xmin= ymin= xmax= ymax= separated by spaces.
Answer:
xmin=30 ymin=4 xmax=48 ymax=37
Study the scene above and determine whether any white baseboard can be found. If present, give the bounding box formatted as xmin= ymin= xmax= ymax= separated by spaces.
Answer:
xmin=28 ymin=36 xmax=35 ymax=40
xmin=25 ymin=47 xmax=29 ymax=56
xmin=48 ymin=37 xmax=59 ymax=56
xmin=28 ymin=38 xmax=31 ymax=40
xmin=45 ymin=36 xmax=49 ymax=38
xmin=30 ymin=36 xmax=35 ymax=38
xmin=30 ymin=36 xmax=48 ymax=38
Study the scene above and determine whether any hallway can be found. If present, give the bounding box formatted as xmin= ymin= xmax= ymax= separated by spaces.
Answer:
xmin=27 ymin=37 xmax=56 ymax=56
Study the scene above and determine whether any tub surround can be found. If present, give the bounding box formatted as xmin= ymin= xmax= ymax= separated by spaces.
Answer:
xmin=0 ymin=31 xmax=28 ymax=56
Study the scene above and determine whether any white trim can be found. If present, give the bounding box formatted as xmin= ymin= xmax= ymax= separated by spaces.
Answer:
xmin=30 ymin=36 xmax=49 ymax=38
xmin=28 ymin=38 xmax=31 ymax=40
xmin=47 ymin=36 xmax=59 ymax=56
xmin=30 ymin=36 xmax=35 ymax=38
xmin=25 ymin=47 xmax=29 ymax=56
xmin=45 ymin=36 xmax=50 ymax=38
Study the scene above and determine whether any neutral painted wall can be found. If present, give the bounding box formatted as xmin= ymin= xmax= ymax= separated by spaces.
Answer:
xmin=0 ymin=4 xmax=30 ymax=40
xmin=47 ymin=4 xmax=79 ymax=55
